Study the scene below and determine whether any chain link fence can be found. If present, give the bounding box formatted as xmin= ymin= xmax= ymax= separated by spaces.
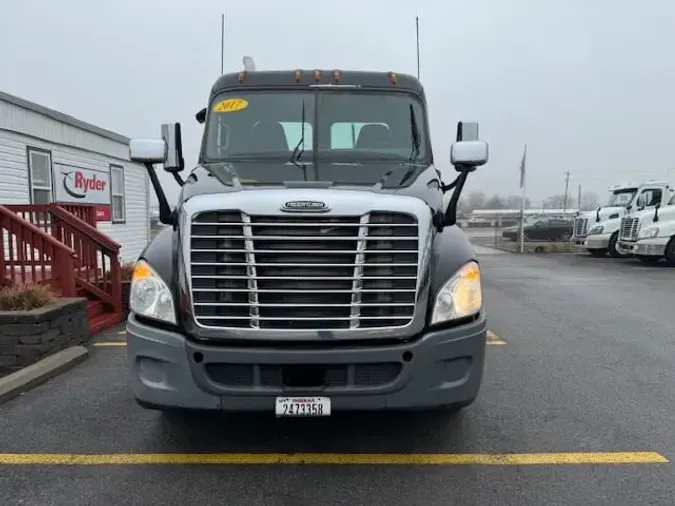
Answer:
xmin=461 ymin=216 xmax=576 ymax=254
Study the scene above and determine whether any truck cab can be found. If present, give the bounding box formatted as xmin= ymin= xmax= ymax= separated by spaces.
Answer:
xmin=570 ymin=181 xmax=673 ymax=257
xmin=125 ymin=69 xmax=489 ymax=416
xmin=617 ymin=192 xmax=675 ymax=264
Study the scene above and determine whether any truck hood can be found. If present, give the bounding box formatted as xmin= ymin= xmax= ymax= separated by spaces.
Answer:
xmin=636 ymin=204 xmax=675 ymax=226
xmin=579 ymin=206 xmax=626 ymax=223
xmin=180 ymin=160 xmax=444 ymax=208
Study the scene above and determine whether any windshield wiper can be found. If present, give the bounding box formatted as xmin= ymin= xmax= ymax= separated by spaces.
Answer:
xmin=289 ymin=100 xmax=307 ymax=179
xmin=408 ymin=104 xmax=420 ymax=162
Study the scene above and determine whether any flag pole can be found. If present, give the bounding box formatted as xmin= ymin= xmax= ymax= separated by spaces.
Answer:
xmin=519 ymin=144 xmax=527 ymax=254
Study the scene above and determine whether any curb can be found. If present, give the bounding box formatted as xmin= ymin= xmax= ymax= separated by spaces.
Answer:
xmin=0 ymin=346 xmax=89 ymax=404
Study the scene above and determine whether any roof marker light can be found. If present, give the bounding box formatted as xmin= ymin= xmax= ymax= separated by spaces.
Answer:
xmin=333 ymin=70 xmax=341 ymax=83
xmin=389 ymin=72 xmax=397 ymax=85
xmin=314 ymin=70 xmax=321 ymax=82
xmin=238 ymin=71 xmax=247 ymax=83
xmin=295 ymin=70 xmax=302 ymax=83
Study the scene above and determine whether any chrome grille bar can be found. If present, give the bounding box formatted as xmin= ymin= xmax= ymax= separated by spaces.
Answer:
xmin=241 ymin=213 xmax=260 ymax=329
xmin=350 ymin=213 xmax=370 ymax=328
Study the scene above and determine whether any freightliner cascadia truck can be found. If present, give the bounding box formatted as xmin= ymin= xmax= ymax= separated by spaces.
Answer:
xmin=617 ymin=191 xmax=675 ymax=264
xmin=126 ymin=68 xmax=489 ymax=417
xmin=570 ymin=181 xmax=673 ymax=257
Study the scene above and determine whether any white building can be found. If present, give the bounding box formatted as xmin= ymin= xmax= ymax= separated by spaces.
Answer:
xmin=0 ymin=90 xmax=150 ymax=262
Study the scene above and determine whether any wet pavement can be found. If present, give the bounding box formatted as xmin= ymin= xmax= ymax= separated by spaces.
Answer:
xmin=1 ymin=249 xmax=675 ymax=505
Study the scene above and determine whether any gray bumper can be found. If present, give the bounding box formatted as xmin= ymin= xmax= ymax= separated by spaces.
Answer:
xmin=584 ymin=234 xmax=611 ymax=249
xmin=571 ymin=237 xmax=588 ymax=248
xmin=126 ymin=313 xmax=487 ymax=412
xmin=618 ymin=238 xmax=667 ymax=257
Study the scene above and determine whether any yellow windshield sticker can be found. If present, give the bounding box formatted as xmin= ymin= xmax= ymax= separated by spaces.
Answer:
xmin=213 ymin=98 xmax=249 ymax=113
xmin=238 ymin=178 xmax=257 ymax=183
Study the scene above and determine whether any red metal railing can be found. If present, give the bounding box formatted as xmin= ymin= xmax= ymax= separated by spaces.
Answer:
xmin=2 ymin=204 xmax=122 ymax=313
xmin=0 ymin=205 xmax=77 ymax=295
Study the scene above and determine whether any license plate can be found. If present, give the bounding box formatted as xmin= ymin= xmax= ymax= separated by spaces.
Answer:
xmin=275 ymin=396 xmax=331 ymax=417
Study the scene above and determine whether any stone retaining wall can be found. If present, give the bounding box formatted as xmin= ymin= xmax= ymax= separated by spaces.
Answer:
xmin=0 ymin=298 xmax=88 ymax=377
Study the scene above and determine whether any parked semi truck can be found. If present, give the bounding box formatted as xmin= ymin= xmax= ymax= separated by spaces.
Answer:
xmin=125 ymin=69 xmax=489 ymax=416
xmin=617 ymin=192 xmax=675 ymax=264
xmin=570 ymin=181 xmax=673 ymax=257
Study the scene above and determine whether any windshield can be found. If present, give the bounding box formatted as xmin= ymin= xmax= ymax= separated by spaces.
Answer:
xmin=605 ymin=189 xmax=637 ymax=207
xmin=201 ymin=89 xmax=429 ymax=165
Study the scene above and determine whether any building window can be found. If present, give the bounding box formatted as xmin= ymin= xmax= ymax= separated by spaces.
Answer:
xmin=27 ymin=148 xmax=53 ymax=204
xmin=110 ymin=164 xmax=126 ymax=223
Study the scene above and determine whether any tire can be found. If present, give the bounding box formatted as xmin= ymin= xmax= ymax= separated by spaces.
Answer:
xmin=637 ymin=256 xmax=660 ymax=265
xmin=588 ymin=249 xmax=607 ymax=257
xmin=665 ymin=237 xmax=675 ymax=267
xmin=608 ymin=232 xmax=622 ymax=258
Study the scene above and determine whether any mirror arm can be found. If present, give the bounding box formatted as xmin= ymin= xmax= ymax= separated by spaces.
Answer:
xmin=145 ymin=162 xmax=175 ymax=226
xmin=443 ymin=167 xmax=471 ymax=227
xmin=441 ymin=174 xmax=460 ymax=193
xmin=172 ymin=173 xmax=185 ymax=187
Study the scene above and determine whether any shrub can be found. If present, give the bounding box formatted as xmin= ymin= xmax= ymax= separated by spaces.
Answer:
xmin=104 ymin=261 xmax=136 ymax=282
xmin=0 ymin=283 xmax=56 ymax=311
xmin=120 ymin=261 xmax=135 ymax=281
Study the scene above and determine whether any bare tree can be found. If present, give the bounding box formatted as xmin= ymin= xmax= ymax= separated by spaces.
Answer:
xmin=580 ymin=191 xmax=600 ymax=210
xmin=467 ymin=190 xmax=487 ymax=210
xmin=544 ymin=194 xmax=577 ymax=209
xmin=504 ymin=195 xmax=532 ymax=209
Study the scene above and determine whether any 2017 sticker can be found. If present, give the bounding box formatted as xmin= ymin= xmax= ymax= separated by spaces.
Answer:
xmin=213 ymin=98 xmax=249 ymax=113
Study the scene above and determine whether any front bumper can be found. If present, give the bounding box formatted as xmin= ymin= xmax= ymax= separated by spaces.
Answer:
xmin=583 ymin=233 xmax=611 ymax=250
xmin=617 ymin=238 xmax=668 ymax=257
xmin=126 ymin=313 xmax=487 ymax=412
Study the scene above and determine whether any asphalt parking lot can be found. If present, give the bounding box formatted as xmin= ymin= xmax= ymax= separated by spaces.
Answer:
xmin=2 ymin=246 xmax=675 ymax=505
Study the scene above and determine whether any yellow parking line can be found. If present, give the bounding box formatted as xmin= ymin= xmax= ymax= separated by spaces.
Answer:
xmin=92 ymin=342 xmax=127 ymax=347
xmin=487 ymin=330 xmax=506 ymax=346
xmin=0 ymin=452 xmax=666 ymax=466
xmin=118 ymin=330 xmax=126 ymax=335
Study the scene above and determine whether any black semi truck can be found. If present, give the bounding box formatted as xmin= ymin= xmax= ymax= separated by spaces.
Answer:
xmin=127 ymin=68 xmax=489 ymax=416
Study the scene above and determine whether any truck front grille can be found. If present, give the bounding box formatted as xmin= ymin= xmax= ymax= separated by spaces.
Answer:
xmin=573 ymin=217 xmax=589 ymax=237
xmin=619 ymin=217 xmax=639 ymax=241
xmin=189 ymin=210 xmax=419 ymax=330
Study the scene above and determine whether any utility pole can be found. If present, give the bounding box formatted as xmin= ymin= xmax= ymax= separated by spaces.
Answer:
xmin=220 ymin=14 xmax=225 ymax=75
xmin=563 ymin=171 xmax=571 ymax=211
xmin=415 ymin=16 xmax=420 ymax=80
xmin=577 ymin=184 xmax=582 ymax=211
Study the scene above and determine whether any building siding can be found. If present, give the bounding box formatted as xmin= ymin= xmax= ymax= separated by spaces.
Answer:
xmin=0 ymin=98 xmax=149 ymax=264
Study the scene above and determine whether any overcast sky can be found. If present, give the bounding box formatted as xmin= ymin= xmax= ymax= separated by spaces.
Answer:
xmin=3 ymin=0 xmax=675 ymax=206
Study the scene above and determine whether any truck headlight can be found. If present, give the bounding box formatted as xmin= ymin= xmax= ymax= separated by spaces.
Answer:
xmin=129 ymin=259 xmax=176 ymax=324
xmin=588 ymin=225 xmax=604 ymax=235
xmin=431 ymin=261 xmax=482 ymax=325
xmin=638 ymin=226 xmax=659 ymax=239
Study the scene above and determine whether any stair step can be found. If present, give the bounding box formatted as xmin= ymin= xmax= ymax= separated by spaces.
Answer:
xmin=87 ymin=300 xmax=105 ymax=320
xmin=89 ymin=312 xmax=125 ymax=335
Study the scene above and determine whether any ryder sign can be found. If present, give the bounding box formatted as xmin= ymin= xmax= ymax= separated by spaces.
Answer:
xmin=54 ymin=164 xmax=111 ymax=205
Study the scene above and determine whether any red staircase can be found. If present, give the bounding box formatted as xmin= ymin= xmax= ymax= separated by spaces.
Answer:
xmin=0 ymin=204 xmax=124 ymax=335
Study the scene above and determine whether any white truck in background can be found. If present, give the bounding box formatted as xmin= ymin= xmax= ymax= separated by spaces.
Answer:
xmin=617 ymin=192 xmax=675 ymax=264
xmin=570 ymin=181 xmax=674 ymax=257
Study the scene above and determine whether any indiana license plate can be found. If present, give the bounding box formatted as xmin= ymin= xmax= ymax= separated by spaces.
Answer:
xmin=275 ymin=396 xmax=331 ymax=417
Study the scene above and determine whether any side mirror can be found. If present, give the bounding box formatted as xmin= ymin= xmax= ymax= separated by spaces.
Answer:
xmin=129 ymin=138 xmax=167 ymax=164
xmin=196 ymin=108 xmax=206 ymax=124
xmin=450 ymin=140 xmax=489 ymax=170
xmin=161 ymin=123 xmax=185 ymax=173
